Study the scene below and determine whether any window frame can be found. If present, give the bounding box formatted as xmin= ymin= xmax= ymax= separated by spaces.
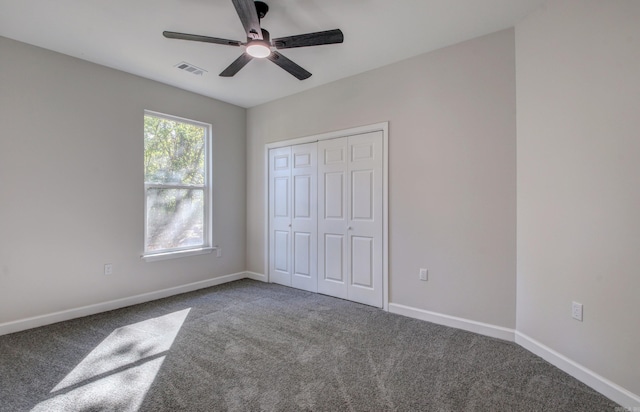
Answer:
xmin=142 ymin=110 xmax=213 ymax=261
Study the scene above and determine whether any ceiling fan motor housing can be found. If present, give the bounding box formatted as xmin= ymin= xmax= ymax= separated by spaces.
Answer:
xmin=255 ymin=1 xmax=269 ymax=19
xmin=261 ymin=28 xmax=270 ymax=42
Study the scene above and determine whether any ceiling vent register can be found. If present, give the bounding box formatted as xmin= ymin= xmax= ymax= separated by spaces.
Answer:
xmin=174 ymin=61 xmax=207 ymax=76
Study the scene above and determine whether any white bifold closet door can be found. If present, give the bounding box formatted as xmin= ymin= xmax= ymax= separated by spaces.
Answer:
xmin=268 ymin=131 xmax=383 ymax=307
xmin=268 ymin=143 xmax=318 ymax=292
xmin=318 ymin=131 xmax=383 ymax=307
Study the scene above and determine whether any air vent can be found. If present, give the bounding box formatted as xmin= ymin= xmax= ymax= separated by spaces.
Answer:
xmin=174 ymin=61 xmax=207 ymax=76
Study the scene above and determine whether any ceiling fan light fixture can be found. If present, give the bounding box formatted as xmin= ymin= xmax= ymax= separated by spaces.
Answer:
xmin=246 ymin=41 xmax=272 ymax=58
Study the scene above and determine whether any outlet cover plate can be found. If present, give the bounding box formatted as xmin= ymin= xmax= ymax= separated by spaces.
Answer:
xmin=419 ymin=268 xmax=428 ymax=281
xmin=572 ymin=301 xmax=583 ymax=321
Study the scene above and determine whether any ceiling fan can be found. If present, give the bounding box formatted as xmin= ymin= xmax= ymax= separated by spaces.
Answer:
xmin=163 ymin=0 xmax=344 ymax=80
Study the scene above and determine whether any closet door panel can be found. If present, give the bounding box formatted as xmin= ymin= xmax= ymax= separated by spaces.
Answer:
xmin=346 ymin=131 xmax=383 ymax=307
xmin=351 ymin=236 xmax=373 ymax=288
xmin=323 ymin=234 xmax=345 ymax=282
xmin=293 ymin=232 xmax=311 ymax=276
xmin=269 ymin=147 xmax=292 ymax=286
xmin=290 ymin=143 xmax=317 ymax=292
xmin=324 ymin=172 xmax=344 ymax=219
xmin=317 ymin=137 xmax=349 ymax=299
xmin=274 ymin=230 xmax=290 ymax=273
xmin=273 ymin=178 xmax=289 ymax=217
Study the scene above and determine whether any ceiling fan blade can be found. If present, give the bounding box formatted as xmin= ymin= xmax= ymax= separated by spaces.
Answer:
xmin=273 ymin=29 xmax=344 ymax=49
xmin=231 ymin=0 xmax=263 ymax=40
xmin=220 ymin=53 xmax=253 ymax=77
xmin=267 ymin=51 xmax=311 ymax=80
xmin=163 ymin=31 xmax=242 ymax=47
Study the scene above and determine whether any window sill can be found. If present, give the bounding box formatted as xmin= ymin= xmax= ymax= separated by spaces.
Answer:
xmin=142 ymin=247 xmax=215 ymax=262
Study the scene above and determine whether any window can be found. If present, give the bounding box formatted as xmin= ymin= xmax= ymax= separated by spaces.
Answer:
xmin=143 ymin=111 xmax=212 ymax=259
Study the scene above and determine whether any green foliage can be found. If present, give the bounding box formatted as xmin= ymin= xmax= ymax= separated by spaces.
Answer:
xmin=144 ymin=115 xmax=205 ymax=185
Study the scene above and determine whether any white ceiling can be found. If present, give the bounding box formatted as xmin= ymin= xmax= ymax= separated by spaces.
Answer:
xmin=0 ymin=0 xmax=545 ymax=108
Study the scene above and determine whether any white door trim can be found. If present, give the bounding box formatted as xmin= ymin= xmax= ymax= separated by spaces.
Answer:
xmin=264 ymin=122 xmax=389 ymax=311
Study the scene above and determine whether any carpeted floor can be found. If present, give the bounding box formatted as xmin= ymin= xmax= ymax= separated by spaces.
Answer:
xmin=0 ymin=279 xmax=620 ymax=411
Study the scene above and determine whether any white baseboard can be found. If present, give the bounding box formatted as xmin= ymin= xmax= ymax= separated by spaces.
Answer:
xmin=515 ymin=331 xmax=640 ymax=409
xmin=388 ymin=303 xmax=515 ymax=341
xmin=245 ymin=271 xmax=267 ymax=282
xmin=0 ymin=271 xmax=249 ymax=336
xmin=389 ymin=304 xmax=640 ymax=407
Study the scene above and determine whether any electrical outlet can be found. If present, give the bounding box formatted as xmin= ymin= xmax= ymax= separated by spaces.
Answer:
xmin=572 ymin=301 xmax=583 ymax=321
xmin=419 ymin=268 xmax=428 ymax=281
xmin=216 ymin=247 xmax=222 ymax=258
xmin=104 ymin=264 xmax=113 ymax=275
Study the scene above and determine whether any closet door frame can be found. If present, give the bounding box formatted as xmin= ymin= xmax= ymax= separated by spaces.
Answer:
xmin=264 ymin=122 xmax=389 ymax=311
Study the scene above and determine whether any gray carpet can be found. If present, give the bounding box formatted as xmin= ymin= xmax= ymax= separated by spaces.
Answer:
xmin=0 ymin=279 xmax=620 ymax=411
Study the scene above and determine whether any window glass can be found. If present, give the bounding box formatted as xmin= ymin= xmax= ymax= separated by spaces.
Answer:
xmin=143 ymin=112 xmax=211 ymax=255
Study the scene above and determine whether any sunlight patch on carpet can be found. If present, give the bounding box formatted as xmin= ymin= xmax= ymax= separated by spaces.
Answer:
xmin=31 ymin=308 xmax=190 ymax=412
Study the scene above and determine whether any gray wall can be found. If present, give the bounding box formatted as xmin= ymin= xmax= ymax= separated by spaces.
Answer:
xmin=0 ymin=36 xmax=246 ymax=323
xmin=516 ymin=0 xmax=640 ymax=396
xmin=247 ymin=29 xmax=517 ymax=328
xmin=5 ymin=1 xmax=637 ymax=400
